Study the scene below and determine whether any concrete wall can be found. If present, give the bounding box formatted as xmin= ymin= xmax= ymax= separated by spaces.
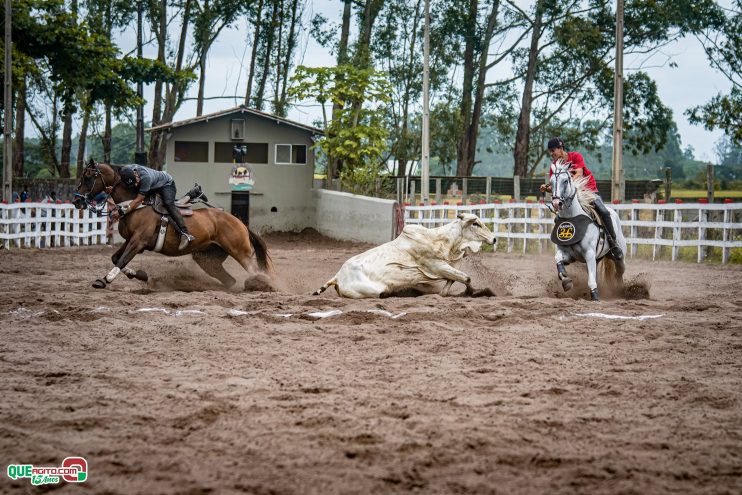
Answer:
xmin=164 ymin=112 xmax=316 ymax=233
xmin=313 ymin=189 xmax=396 ymax=245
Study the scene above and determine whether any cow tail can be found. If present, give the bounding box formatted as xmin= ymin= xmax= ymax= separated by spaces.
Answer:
xmin=313 ymin=277 xmax=337 ymax=296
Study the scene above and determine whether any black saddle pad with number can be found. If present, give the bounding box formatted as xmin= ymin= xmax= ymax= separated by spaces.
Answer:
xmin=551 ymin=215 xmax=594 ymax=246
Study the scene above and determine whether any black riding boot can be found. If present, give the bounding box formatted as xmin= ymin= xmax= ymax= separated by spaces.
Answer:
xmin=593 ymin=196 xmax=623 ymax=260
xmin=161 ymin=183 xmax=195 ymax=249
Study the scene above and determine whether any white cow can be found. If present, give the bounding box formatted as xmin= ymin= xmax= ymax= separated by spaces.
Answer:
xmin=313 ymin=213 xmax=496 ymax=298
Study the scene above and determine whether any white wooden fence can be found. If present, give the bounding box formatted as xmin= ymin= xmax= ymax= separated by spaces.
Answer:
xmin=0 ymin=202 xmax=109 ymax=249
xmin=404 ymin=201 xmax=742 ymax=264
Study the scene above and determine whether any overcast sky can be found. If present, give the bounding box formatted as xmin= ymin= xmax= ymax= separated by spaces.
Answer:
xmin=128 ymin=0 xmax=733 ymax=164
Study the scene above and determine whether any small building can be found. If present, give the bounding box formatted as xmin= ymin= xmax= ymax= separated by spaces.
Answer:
xmin=147 ymin=105 xmax=323 ymax=233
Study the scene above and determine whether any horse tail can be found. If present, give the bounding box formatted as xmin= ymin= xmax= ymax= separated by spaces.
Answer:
xmin=600 ymin=256 xmax=624 ymax=288
xmin=247 ymin=227 xmax=274 ymax=274
xmin=313 ymin=277 xmax=337 ymax=296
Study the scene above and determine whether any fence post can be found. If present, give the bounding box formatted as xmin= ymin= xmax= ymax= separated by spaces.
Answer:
xmin=513 ymin=175 xmax=520 ymax=201
xmin=707 ymin=164 xmax=714 ymax=204
xmin=409 ymin=181 xmax=416 ymax=204
xmin=672 ymin=208 xmax=681 ymax=261
xmin=722 ymin=207 xmax=730 ymax=264
xmin=698 ymin=206 xmax=706 ymax=263
xmin=630 ymin=205 xmax=637 ymax=258
xmin=435 ymin=178 xmax=442 ymax=204
xmin=664 ymin=167 xmax=672 ymax=201
xmin=462 ymin=178 xmax=468 ymax=200
xmin=507 ymin=205 xmax=514 ymax=253
xmin=538 ymin=205 xmax=545 ymax=254
xmin=522 ymin=205 xmax=529 ymax=254
xmin=653 ymin=208 xmax=663 ymax=260
xmin=485 ymin=176 xmax=492 ymax=203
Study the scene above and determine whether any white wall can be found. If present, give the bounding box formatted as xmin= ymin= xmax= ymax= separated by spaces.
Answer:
xmin=313 ymin=189 xmax=396 ymax=245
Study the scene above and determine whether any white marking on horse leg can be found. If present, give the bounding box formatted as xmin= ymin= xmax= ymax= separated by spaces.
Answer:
xmin=105 ymin=267 xmax=121 ymax=283
xmin=122 ymin=267 xmax=136 ymax=277
xmin=585 ymin=251 xmax=598 ymax=291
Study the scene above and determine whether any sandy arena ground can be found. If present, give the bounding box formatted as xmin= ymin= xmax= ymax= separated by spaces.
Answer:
xmin=1 ymin=231 xmax=741 ymax=494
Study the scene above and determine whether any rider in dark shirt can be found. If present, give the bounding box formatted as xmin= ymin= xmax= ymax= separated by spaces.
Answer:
xmin=116 ymin=165 xmax=196 ymax=249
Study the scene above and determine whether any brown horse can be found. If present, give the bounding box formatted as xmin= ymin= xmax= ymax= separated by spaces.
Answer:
xmin=74 ymin=161 xmax=273 ymax=290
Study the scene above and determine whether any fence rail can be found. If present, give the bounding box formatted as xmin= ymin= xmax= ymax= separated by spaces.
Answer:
xmin=0 ymin=202 xmax=109 ymax=249
xmin=404 ymin=201 xmax=742 ymax=264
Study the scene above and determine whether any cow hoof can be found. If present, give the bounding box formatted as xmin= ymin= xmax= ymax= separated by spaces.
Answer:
xmin=92 ymin=278 xmax=107 ymax=289
xmin=561 ymin=278 xmax=573 ymax=292
xmin=590 ymin=289 xmax=600 ymax=301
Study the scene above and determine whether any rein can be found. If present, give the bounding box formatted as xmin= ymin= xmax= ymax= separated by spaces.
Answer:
xmin=75 ymin=163 xmax=122 ymax=217
xmin=548 ymin=168 xmax=577 ymax=214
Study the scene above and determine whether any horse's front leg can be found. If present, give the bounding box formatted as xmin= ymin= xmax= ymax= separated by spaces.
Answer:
xmin=555 ymin=249 xmax=573 ymax=292
xmin=93 ymin=237 xmax=147 ymax=289
xmin=585 ymin=249 xmax=599 ymax=301
xmin=110 ymin=240 xmax=148 ymax=283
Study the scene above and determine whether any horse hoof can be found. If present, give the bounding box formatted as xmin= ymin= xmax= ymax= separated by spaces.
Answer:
xmin=92 ymin=279 xmax=107 ymax=289
xmin=471 ymin=288 xmax=495 ymax=298
xmin=590 ymin=289 xmax=600 ymax=301
xmin=135 ymin=270 xmax=149 ymax=282
xmin=562 ymin=278 xmax=573 ymax=291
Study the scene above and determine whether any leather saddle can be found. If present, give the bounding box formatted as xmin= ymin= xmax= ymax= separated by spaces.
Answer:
xmin=146 ymin=184 xmax=209 ymax=217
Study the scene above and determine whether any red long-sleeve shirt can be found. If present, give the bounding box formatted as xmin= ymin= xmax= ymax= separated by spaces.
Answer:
xmin=550 ymin=151 xmax=598 ymax=192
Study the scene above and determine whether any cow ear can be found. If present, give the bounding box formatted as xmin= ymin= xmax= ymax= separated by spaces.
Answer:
xmin=456 ymin=213 xmax=465 ymax=220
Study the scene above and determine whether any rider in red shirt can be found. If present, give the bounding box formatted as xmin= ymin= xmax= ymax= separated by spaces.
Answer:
xmin=541 ymin=137 xmax=623 ymax=260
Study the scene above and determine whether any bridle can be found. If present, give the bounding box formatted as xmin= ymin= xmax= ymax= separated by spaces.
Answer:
xmin=74 ymin=162 xmax=121 ymax=216
xmin=548 ymin=166 xmax=577 ymax=214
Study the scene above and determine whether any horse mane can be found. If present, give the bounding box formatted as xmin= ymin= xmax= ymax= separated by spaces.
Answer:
xmin=573 ymin=175 xmax=597 ymax=218
xmin=554 ymin=160 xmax=597 ymax=218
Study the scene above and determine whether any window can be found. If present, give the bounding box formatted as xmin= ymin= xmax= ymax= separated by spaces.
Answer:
xmin=274 ymin=144 xmax=307 ymax=165
xmin=215 ymin=142 xmax=269 ymax=163
xmin=174 ymin=141 xmax=208 ymax=162
xmin=230 ymin=119 xmax=245 ymax=140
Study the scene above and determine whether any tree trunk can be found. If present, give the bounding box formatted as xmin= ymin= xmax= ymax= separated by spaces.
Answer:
xmin=12 ymin=77 xmax=25 ymax=178
xmin=326 ymin=0 xmax=353 ymax=181
xmin=397 ymin=0 xmax=423 ymax=177
xmin=455 ymin=0 xmax=478 ymax=176
xmin=513 ymin=2 xmax=543 ymax=177
xmin=58 ymin=0 xmax=78 ymax=178
xmin=148 ymin=0 xmax=168 ymax=169
xmin=465 ymin=0 xmax=500 ymax=176
xmin=196 ymin=0 xmax=210 ymax=117
xmin=277 ymin=0 xmax=299 ymax=117
xmin=103 ymin=106 xmax=112 ymax=163
xmin=60 ymin=106 xmax=74 ymax=178
xmin=197 ymin=54 xmax=207 ymax=116
xmin=76 ymin=105 xmax=91 ymax=178
xmin=245 ymin=0 xmax=265 ymax=106
xmin=255 ymin=0 xmax=279 ymax=111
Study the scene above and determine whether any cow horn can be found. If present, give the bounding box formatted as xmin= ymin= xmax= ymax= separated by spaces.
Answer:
xmin=456 ymin=213 xmax=465 ymax=220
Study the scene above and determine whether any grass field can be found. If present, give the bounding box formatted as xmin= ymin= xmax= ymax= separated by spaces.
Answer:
xmin=670 ymin=188 xmax=742 ymax=199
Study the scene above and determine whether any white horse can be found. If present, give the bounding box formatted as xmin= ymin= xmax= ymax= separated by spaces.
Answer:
xmin=549 ymin=160 xmax=626 ymax=301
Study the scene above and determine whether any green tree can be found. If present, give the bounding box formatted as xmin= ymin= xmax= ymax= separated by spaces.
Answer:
xmin=687 ymin=0 xmax=742 ymax=144
xmin=290 ymin=65 xmax=391 ymax=192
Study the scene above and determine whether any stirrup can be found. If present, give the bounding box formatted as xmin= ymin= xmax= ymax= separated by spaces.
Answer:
xmin=178 ymin=232 xmax=195 ymax=250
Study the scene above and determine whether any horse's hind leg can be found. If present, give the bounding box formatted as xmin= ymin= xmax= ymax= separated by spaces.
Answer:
xmin=192 ymin=245 xmax=236 ymax=288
